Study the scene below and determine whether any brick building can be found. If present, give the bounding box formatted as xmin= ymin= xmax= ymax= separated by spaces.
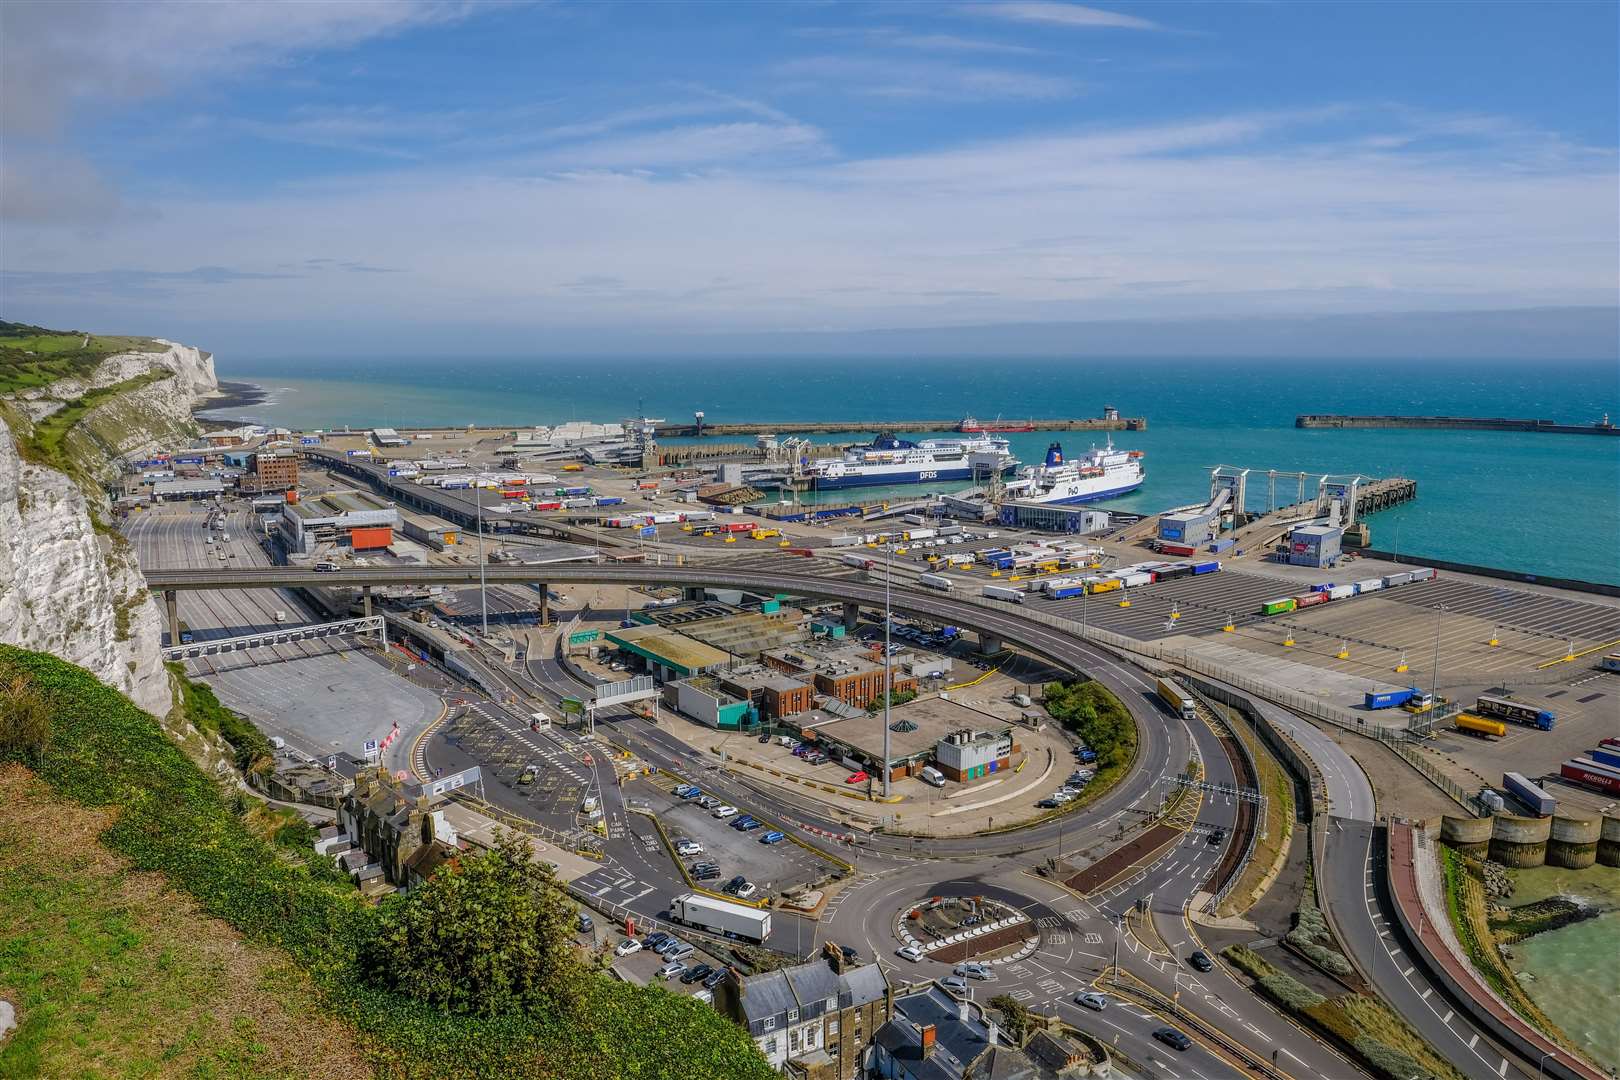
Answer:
xmin=337 ymin=766 xmax=461 ymax=890
xmin=716 ymin=946 xmax=892 ymax=1080
xmin=763 ymin=644 xmax=917 ymax=709
xmin=252 ymin=450 xmax=299 ymax=492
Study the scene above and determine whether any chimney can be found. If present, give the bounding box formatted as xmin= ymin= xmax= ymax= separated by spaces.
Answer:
xmin=987 ymin=1019 xmax=1000 ymax=1047
xmin=919 ymin=1024 xmax=936 ymax=1057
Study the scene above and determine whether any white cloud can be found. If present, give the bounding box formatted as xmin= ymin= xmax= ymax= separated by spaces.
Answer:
xmin=958 ymin=2 xmax=1162 ymax=32
xmin=523 ymin=122 xmax=832 ymax=170
xmin=776 ymin=55 xmax=1080 ymax=101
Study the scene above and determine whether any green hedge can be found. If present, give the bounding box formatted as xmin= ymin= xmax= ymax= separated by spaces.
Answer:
xmin=0 ymin=646 xmax=772 ymax=1080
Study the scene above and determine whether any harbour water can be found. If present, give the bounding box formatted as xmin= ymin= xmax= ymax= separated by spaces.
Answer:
xmin=1501 ymin=864 xmax=1620 ymax=1072
xmin=213 ymin=355 xmax=1619 ymax=585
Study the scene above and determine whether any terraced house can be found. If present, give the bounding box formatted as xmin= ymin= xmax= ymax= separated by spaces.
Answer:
xmin=716 ymin=947 xmax=892 ymax=1079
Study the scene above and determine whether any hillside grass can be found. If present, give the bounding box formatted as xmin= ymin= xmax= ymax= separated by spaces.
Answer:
xmin=10 ymin=369 xmax=173 ymax=474
xmin=0 ymin=645 xmax=774 ymax=1080
xmin=0 ymin=321 xmax=164 ymax=394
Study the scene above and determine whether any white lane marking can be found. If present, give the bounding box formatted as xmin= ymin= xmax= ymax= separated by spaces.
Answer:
xmin=1442 ymin=1010 xmax=1453 ymax=1023
xmin=1469 ymin=1034 xmax=1480 ymax=1049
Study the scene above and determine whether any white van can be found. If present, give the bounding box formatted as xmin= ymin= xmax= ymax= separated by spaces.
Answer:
xmin=919 ymin=766 xmax=946 ymax=788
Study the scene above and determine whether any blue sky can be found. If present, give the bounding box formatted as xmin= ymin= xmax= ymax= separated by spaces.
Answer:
xmin=1 ymin=1 xmax=1615 ymax=356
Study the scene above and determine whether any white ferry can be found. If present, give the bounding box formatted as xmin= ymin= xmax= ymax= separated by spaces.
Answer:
xmin=800 ymin=434 xmax=1019 ymax=490
xmin=1003 ymin=441 xmax=1144 ymax=504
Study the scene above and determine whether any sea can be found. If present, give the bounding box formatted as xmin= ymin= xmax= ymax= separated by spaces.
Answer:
xmin=211 ymin=356 xmax=1620 ymax=586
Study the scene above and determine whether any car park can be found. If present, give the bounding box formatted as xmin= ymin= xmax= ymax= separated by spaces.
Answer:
xmin=614 ymin=938 xmax=642 ymax=957
xmin=1153 ymin=1027 xmax=1192 ymax=1052
xmin=1188 ymin=950 xmax=1214 ymax=972
xmin=1074 ymin=991 xmax=1108 ymax=1011
xmin=761 ymin=831 xmax=786 ymax=844
xmin=897 ymin=944 xmax=924 ymax=962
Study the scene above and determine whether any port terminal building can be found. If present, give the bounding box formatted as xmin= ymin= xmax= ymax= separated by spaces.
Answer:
xmin=279 ymin=491 xmax=401 ymax=555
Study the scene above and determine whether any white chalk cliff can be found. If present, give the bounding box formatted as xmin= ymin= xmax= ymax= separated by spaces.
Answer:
xmin=0 ymin=340 xmax=218 ymax=714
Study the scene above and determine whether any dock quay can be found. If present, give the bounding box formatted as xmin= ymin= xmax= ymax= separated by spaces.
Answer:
xmin=656 ymin=416 xmax=1146 ymax=437
xmin=1296 ymin=414 xmax=1617 ymax=436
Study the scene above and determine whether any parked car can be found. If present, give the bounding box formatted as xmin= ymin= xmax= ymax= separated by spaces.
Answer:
xmin=1074 ymin=991 xmax=1108 ymax=1011
xmin=1153 ymin=1027 xmax=1192 ymax=1052
xmin=678 ymin=787 xmax=702 ymax=800
xmin=940 ymin=976 xmax=968 ymax=995
xmin=954 ymin=962 xmax=992 ymax=981
xmin=845 ymin=771 xmax=869 ymax=785
xmin=758 ymin=732 xmax=771 ymax=743
xmin=740 ymin=819 xmax=765 ymax=831
xmin=680 ymin=963 xmax=713 ymax=985
xmin=662 ymin=942 xmax=694 ymax=961
xmin=676 ymin=839 xmax=702 ymax=857
xmin=656 ymin=961 xmax=686 ymax=980
xmin=697 ymin=796 xmax=719 ymax=809
xmin=761 ymin=831 xmax=786 ymax=844
xmin=724 ymin=874 xmax=747 ymax=893
xmin=1036 ymin=798 xmax=1061 ymax=809
xmin=1188 ymin=950 xmax=1214 ymax=972
xmin=733 ymin=882 xmax=758 ymax=899
xmin=713 ymin=805 xmax=738 ymax=819
xmin=897 ymin=945 xmax=924 ymax=962
xmin=702 ymin=969 xmax=727 ymax=990
xmin=577 ymin=913 xmax=594 ymax=933
xmin=732 ymin=816 xmax=757 ymax=830
xmin=614 ymin=938 xmax=642 ymax=957
xmin=644 ymin=932 xmax=672 ymax=950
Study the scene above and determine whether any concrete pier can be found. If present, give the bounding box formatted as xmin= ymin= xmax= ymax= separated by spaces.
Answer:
xmin=1599 ymin=816 xmax=1620 ymax=868
xmin=1547 ymin=815 xmax=1601 ymax=869
xmin=1489 ymin=814 xmax=1551 ymax=868
xmin=1440 ymin=814 xmax=1494 ymax=857
xmin=655 ymin=416 xmax=1147 ymax=437
xmin=1296 ymin=414 xmax=1616 ymax=436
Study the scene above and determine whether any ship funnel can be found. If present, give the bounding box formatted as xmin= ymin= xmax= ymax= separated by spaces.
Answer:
xmin=1045 ymin=443 xmax=1063 ymax=467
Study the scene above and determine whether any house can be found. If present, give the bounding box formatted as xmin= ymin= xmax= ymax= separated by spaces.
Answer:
xmin=714 ymin=946 xmax=892 ymax=1079
xmin=871 ymin=985 xmax=1006 ymax=1080
xmin=336 ymin=766 xmax=461 ymax=890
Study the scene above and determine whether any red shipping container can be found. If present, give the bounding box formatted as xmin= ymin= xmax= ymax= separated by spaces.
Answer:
xmin=350 ymin=526 xmax=393 ymax=550
xmin=1295 ymin=592 xmax=1329 ymax=608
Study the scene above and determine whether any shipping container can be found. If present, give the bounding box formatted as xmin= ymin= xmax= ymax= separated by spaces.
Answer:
xmin=1364 ymin=688 xmax=1417 ymax=710
xmin=839 ymin=553 xmax=875 ymax=570
xmin=1408 ymin=567 xmax=1437 ymax=582
xmin=1354 ymin=578 xmax=1384 ymax=594
xmin=1049 ymin=586 xmax=1086 ymax=599
xmin=1454 ymin=714 xmax=1507 ymax=738
xmin=1155 ymin=677 xmax=1197 ymax=721
xmin=1381 ymin=571 xmax=1412 ymax=587
xmin=501 ymin=490 xmax=525 ymax=499
xmin=1158 ymin=542 xmax=1197 ymax=557
xmin=1328 ymin=584 xmax=1355 ymax=600
xmin=1295 ymin=592 xmax=1329 ymax=608
xmin=681 ymin=511 xmax=716 ymax=522
xmin=595 ymin=496 xmax=625 ymax=506
xmin=1261 ymin=598 xmax=1296 ymax=616
xmin=1476 ymin=695 xmax=1556 ymax=731
xmin=532 ymin=500 xmax=562 ymax=511
xmin=1087 ymin=579 xmax=1122 ymax=595
xmin=1560 ymin=758 xmax=1620 ymax=796
xmin=1502 ymin=772 xmax=1555 ymax=816
xmin=905 ymin=528 xmax=937 ymax=541
xmin=1121 ymin=572 xmax=1152 ymax=588
xmin=917 ymin=573 xmax=954 ymax=592
xmin=1192 ymin=561 xmax=1221 ymax=574
xmin=563 ymin=497 xmax=594 ymax=508
xmin=982 ymin=584 xmax=1025 ymax=603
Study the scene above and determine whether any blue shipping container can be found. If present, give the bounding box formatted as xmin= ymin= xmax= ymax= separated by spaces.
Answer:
xmin=1590 ymin=747 xmax=1620 ymax=769
xmin=1050 ymin=586 xmax=1086 ymax=599
xmin=563 ymin=486 xmax=591 ymax=495
xmin=1192 ymin=561 xmax=1220 ymax=574
xmin=1365 ymin=688 xmax=1416 ymax=710
xmin=596 ymin=497 xmax=624 ymax=506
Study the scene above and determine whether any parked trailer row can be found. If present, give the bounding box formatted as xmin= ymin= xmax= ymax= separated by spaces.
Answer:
xmin=1560 ymin=757 xmax=1620 ymax=796
xmin=1260 ymin=567 xmax=1436 ymax=616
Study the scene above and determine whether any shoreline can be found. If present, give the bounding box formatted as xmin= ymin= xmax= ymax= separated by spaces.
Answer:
xmin=197 ymin=380 xmax=269 ymax=414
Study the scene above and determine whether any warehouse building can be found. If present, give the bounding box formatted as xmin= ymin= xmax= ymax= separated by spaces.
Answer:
xmin=671 ymin=675 xmax=753 ymax=729
xmin=399 ymin=510 xmax=459 ymax=550
xmin=762 ymin=642 xmax=918 ymax=709
xmin=1284 ymin=523 xmax=1342 ymax=568
xmin=998 ymin=501 xmax=1112 ymax=535
xmin=279 ymin=490 xmax=400 ymax=555
xmin=1158 ymin=509 xmax=1215 ymax=547
xmin=371 ymin=427 xmax=406 ymax=447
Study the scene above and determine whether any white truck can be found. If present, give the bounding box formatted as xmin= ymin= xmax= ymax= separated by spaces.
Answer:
xmin=917 ymin=572 xmax=954 ymax=592
xmin=669 ymin=892 xmax=772 ymax=943
xmin=982 ymin=584 xmax=1025 ymax=604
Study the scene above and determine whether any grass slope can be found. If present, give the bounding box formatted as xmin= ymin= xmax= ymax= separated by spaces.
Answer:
xmin=0 ymin=322 xmax=165 ymax=395
xmin=0 ymin=646 xmax=773 ymax=1080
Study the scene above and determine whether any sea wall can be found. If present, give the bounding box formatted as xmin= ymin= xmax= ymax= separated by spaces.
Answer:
xmin=0 ymin=341 xmax=217 ymax=715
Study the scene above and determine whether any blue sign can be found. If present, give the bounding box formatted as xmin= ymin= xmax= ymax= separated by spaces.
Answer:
xmin=638 ymin=525 xmax=657 ymax=539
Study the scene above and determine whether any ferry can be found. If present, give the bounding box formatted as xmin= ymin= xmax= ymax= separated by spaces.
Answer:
xmin=799 ymin=434 xmax=1019 ymax=490
xmin=958 ymin=415 xmax=1036 ymax=433
xmin=1002 ymin=441 xmax=1144 ymax=504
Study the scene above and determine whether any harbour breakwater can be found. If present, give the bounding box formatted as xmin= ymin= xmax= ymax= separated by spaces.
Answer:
xmin=658 ymin=416 xmax=1146 ymax=436
xmin=1296 ymin=414 xmax=1617 ymax=435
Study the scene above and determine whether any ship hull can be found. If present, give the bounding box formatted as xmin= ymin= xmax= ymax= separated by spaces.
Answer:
xmin=801 ymin=466 xmax=1010 ymax=490
xmin=1023 ymin=479 xmax=1144 ymax=504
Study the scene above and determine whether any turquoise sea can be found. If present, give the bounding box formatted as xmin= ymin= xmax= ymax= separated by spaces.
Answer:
xmin=214 ymin=356 xmax=1620 ymax=585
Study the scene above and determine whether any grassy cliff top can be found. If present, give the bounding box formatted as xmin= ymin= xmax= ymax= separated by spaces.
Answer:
xmin=1 ymin=320 xmax=166 ymax=395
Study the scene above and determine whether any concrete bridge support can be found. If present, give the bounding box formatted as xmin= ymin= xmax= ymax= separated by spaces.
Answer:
xmin=536 ymin=584 xmax=549 ymax=625
xmin=978 ymin=632 xmax=1004 ymax=656
xmin=682 ymin=586 xmax=706 ymax=603
xmin=843 ymin=601 xmax=861 ymax=631
xmin=164 ymin=589 xmax=180 ymax=646
xmin=361 ymin=585 xmax=372 ymax=619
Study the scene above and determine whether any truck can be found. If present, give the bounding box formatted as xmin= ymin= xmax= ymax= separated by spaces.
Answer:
xmin=839 ymin=552 xmax=875 ymax=570
xmin=1475 ymin=695 xmax=1556 ymax=731
xmin=1048 ymin=585 xmax=1087 ymax=600
xmin=1502 ymin=772 xmax=1555 ymax=817
xmin=1155 ymin=677 xmax=1196 ymax=721
xmin=982 ymin=584 xmax=1025 ymax=604
xmin=669 ymin=892 xmax=771 ymax=943
xmin=1260 ymin=597 xmax=1296 ymax=616
xmin=1364 ymin=688 xmax=1418 ymax=710
xmin=1559 ymin=757 xmax=1620 ymax=796
xmin=1454 ymin=714 xmax=1507 ymax=739
xmin=917 ymin=573 xmax=954 ymax=592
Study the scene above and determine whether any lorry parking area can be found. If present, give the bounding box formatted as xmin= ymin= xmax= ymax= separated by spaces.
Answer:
xmin=627 ymin=777 xmax=831 ymax=898
xmin=435 ymin=707 xmax=594 ymax=823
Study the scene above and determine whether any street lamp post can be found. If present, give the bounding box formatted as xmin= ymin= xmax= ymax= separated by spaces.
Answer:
xmin=1429 ymin=604 xmax=1445 ymax=706
xmin=882 ymin=541 xmax=893 ymax=799
xmin=476 ymin=479 xmax=489 ymax=637
xmin=1538 ymin=1051 xmax=1556 ymax=1077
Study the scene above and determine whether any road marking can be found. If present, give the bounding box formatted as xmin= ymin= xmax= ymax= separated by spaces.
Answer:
xmin=1498 ymin=1060 xmax=1508 ymax=1077
xmin=1441 ymin=1010 xmax=1453 ymax=1023
xmin=1468 ymin=1034 xmax=1479 ymax=1049
xmin=1421 ymin=988 xmax=1432 ymax=1000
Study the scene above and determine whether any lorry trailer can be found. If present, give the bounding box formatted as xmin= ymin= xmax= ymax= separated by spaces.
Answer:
xmin=1502 ymin=772 xmax=1556 ymax=816
xmin=917 ymin=573 xmax=954 ymax=592
xmin=1454 ymin=714 xmax=1507 ymax=739
xmin=1589 ymin=746 xmax=1620 ymax=770
xmin=1364 ymin=688 xmax=1418 ymax=710
xmin=982 ymin=584 xmax=1025 ymax=603
xmin=1475 ymin=695 xmax=1556 ymax=731
xmin=669 ymin=892 xmax=771 ymax=943
xmin=1559 ymin=758 xmax=1620 ymax=796
xmin=1155 ymin=677 xmax=1197 ymax=721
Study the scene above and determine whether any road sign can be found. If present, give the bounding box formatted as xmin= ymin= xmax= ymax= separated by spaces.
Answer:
xmin=561 ymin=696 xmax=585 ymax=715
xmin=568 ymin=629 xmax=601 ymax=645
xmin=363 ymin=739 xmax=380 ymax=762
xmin=638 ymin=525 xmax=657 ymax=539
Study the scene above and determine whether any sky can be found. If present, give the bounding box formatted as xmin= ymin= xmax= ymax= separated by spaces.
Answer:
xmin=1 ymin=0 xmax=1616 ymax=358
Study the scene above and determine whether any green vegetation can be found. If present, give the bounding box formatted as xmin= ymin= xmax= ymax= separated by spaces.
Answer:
xmin=1285 ymin=867 xmax=1354 ymax=977
xmin=0 ymin=645 xmax=774 ymax=1079
xmin=1043 ymin=679 xmax=1135 ymax=775
xmin=10 ymin=368 xmax=173 ymax=474
xmin=865 ymin=687 xmax=918 ymax=712
xmin=1222 ymin=944 xmax=1464 ymax=1080
xmin=0 ymin=320 xmax=165 ymax=394
xmin=0 ymin=670 xmax=51 ymax=766
xmin=170 ymin=661 xmax=274 ymax=774
xmin=988 ymin=994 xmax=1033 ymax=1042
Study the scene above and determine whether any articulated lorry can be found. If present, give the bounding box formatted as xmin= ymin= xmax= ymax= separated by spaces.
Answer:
xmin=670 ymin=892 xmax=772 ymax=943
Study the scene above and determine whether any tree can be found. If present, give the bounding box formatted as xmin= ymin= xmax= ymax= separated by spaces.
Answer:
xmin=989 ymin=993 xmax=1032 ymax=1043
xmin=366 ymin=830 xmax=581 ymax=1017
xmin=0 ymin=672 xmax=50 ymax=764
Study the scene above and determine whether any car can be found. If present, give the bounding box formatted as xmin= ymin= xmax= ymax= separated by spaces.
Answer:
xmin=1036 ymin=798 xmax=1061 ymax=809
xmin=845 ymin=771 xmax=869 ymax=785
xmin=644 ymin=932 xmax=672 ymax=950
xmin=694 ymin=867 xmax=722 ymax=881
xmin=654 ymin=938 xmax=684 ymax=956
xmin=696 ymin=795 xmax=719 ymax=809
xmin=897 ymin=945 xmax=924 ymax=962
xmin=702 ymin=969 xmax=727 ymax=990
xmin=731 ymin=815 xmax=756 ymax=829
xmin=725 ymin=875 xmax=747 ymax=893
xmin=656 ymin=961 xmax=686 ymax=980
xmin=518 ymin=766 xmax=538 ymax=785
xmin=1187 ymin=950 xmax=1214 ymax=972
xmin=758 ymin=732 xmax=771 ymax=743
xmin=1050 ymin=792 xmax=1073 ymax=804
xmin=713 ymin=805 xmax=738 ymax=819
xmin=679 ymin=787 xmax=701 ymax=800
xmin=1074 ymin=991 xmax=1108 ymax=1011
xmin=792 ymin=746 xmax=811 ymax=757
xmin=761 ymin=831 xmax=786 ymax=844
xmin=733 ymin=882 xmax=758 ymax=899
xmin=680 ymin=963 xmax=713 ymax=984
xmin=940 ymin=976 xmax=968 ymax=995
xmin=954 ymin=962 xmax=992 ymax=980
xmin=663 ymin=942 xmax=694 ymax=961
xmin=673 ymin=784 xmax=695 ymax=797
xmin=576 ymin=913 xmax=594 ymax=933
xmin=740 ymin=819 xmax=765 ymax=831
xmin=614 ymin=938 xmax=642 ymax=957
xmin=676 ymin=840 xmax=702 ymax=857
xmin=1207 ymin=828 xmax=1227 ymax=846
xmin=1152 ymin=1027 xmax=1192 ymax=1052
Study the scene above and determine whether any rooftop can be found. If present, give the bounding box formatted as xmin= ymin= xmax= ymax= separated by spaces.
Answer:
xmin=605 ymin=624 xmax=732 ymax=675
xmin=799 ymin=694 xmax=1006 ymax=765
